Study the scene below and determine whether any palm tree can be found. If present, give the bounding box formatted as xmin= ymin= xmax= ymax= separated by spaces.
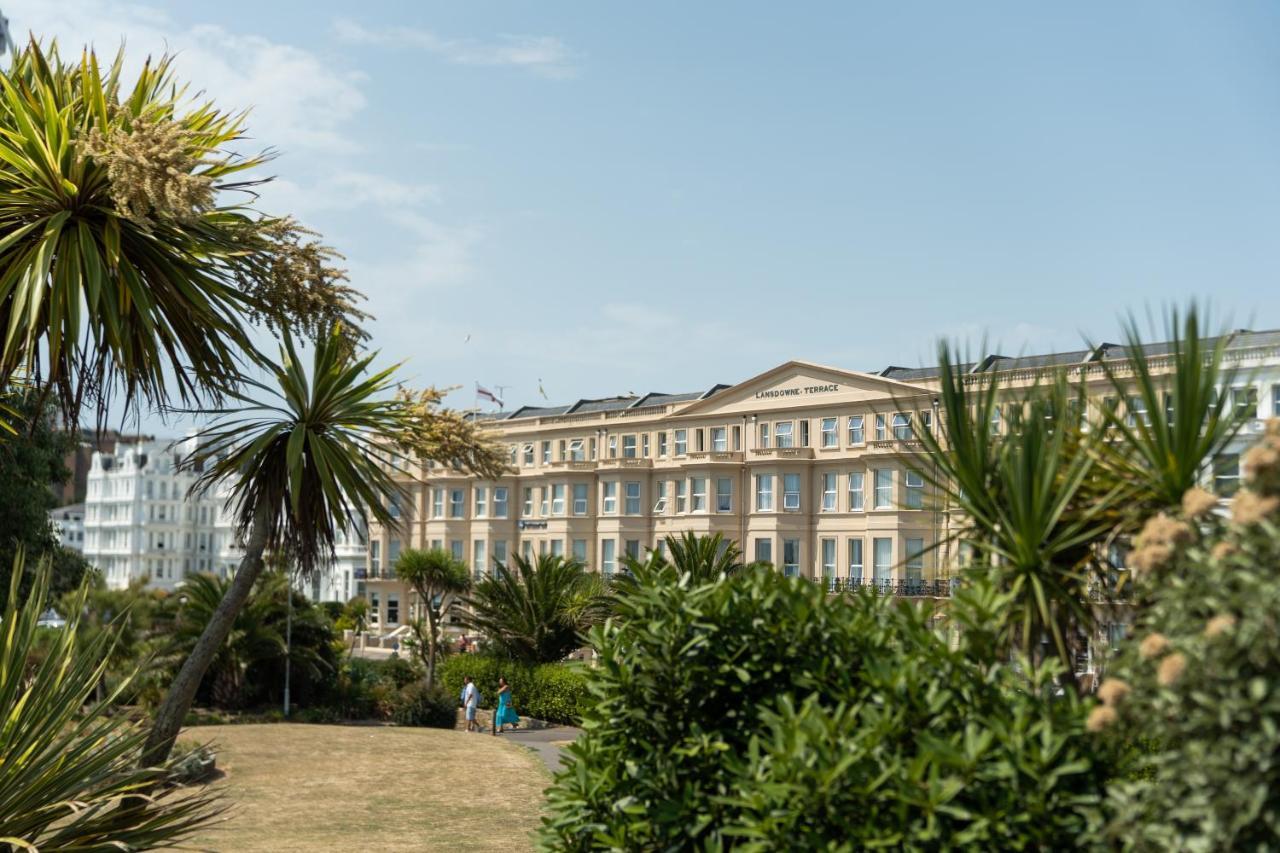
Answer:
xmin=1 ymin=554 xmax=221 ymax=847
xmin=463 ymin=554 xmax=610 ymax=665
xmin=0 ymin=39 xmax=364 ymax=428
xmin=635 ymin=532 xmax=758 ymax=584
xmin=140 ymin=326 xmax=506 ymax=767
xmin=394 ymin=548 xmax=471 ymax=687
xmin=1092 ymin=305 xmax=1247 ymax=520
xmin=910 ymin=345 xmax=1124 ymax=680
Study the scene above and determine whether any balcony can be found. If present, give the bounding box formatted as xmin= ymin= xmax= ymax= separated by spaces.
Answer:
xmin=820 ymin=577 xmax=955 ymax=597
xmin=685 ymin=450 xmax=744 ymax=464
xmin=545 ymin=459 xmax=597 ymax=471
xmin=865 ymin=438 xmax=925 ymax=455
xmin=597 ymin=457 xmax=653 ymax=470
xmin=749 ymin=447 xmax=814 ymax=461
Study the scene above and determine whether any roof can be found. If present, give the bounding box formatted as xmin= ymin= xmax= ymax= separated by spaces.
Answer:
xmin=497 ymin=384 xmax=731 ymax=421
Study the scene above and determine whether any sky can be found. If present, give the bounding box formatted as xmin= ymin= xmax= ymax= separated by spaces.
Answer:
xmin=9 ymin=1 xmax=1280 ymax=429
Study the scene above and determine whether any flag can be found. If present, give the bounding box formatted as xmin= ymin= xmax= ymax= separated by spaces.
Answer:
xmin=538 ymin=379 xmax=549 ymax=400
xmin=476 ymin=383 xmax=501 ymax=406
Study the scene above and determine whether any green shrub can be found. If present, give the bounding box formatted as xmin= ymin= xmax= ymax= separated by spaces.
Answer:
xmin=377 ymin=655 xmax=422 ymax=689
xmin=438 ymin=654 xmax=588 ymax=724
xmin=1098 ymin=444 xmax=1280 ymax=850
xmin=392 ymin=682 xmax=457 ymax=728
xmin=294 ymin=706 xmax=342 ymax=725
xmin=540 ymin=567 xmax=1106 ymax=850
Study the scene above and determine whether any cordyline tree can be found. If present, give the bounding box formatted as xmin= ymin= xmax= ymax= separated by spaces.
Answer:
xmin=395 ymin=548 xmax=471 ymax=687
xmin=140 ymin=328 xmax=507 ymax=767
xmin=0 ymin=39 xmax=368 ymax=428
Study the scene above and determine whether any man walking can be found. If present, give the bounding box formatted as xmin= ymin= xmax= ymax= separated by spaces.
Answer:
xmin=462 ymin=676 xmax=480 ymax=732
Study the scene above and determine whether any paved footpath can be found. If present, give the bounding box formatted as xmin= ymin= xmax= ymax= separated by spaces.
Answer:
xmin=489 ymin=724 xmax=582 ymax=772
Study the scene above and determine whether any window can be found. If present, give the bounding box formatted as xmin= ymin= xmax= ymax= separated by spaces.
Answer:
xmin=449 ymin=489 xmax=465 ymax=518
xmin=1274 ymin=384 xmax=1280 ymax=417
xmin=821 ymin=473 xmax=837 ymax=511
xmin=369 ymin=592 xmax=380 ymax=622
xmin=624 ymin=481 xmax=641 ymax=515
xmin=821 ymin=538 xmax=837 ymax=583
xmin=848 ymin=538 xmax=864 ymax=581
xmin=676 ymin=479 xmax=687 ymax=513
xmin=539 ymin=487 xmax=549 ymax=516
xmin=775 ymin=421 xmax=794 ymax=448
xmin=732 ymin=425 xmax=742 ymax=450
xmin=522 ymin=487 xmax=533 ymax=516
xmin=691 ymin=477 xmax=708 ymax=512
xmin=552 ymin=484 xmax=566 ymax=516
xmin=388 ymin=539 xmax=401 ymax=567
xmin=624 ymin=539 xmax=641 ymax=560
xmin=755 ymin=474 xmax=773 ymax=511
xmin=1127 ymin=396 xmax=1150 ymax=428
xmin=542 ymin=441 xmax=552 ymax=464
xmin=569 ymin=439 xmax=585 ymax=461
xmin=848 ymin=415 xmax=864 ymax=445
xmin=874 ymin=414 xmax=887 ymax=441
xmin=821 ymin=417 xmax=837 ymax=447
xmin=572 ymin=539 xmax=588 ymax=563
xmin=873 ymin=538 xmax=893 ymax=584
xmin=874 ymin=469 xmax=893 ymax=508
xmin=800 ymin=419 xmax=810 ymax=447
xmin=755 ymin=538 xmax=773 ymax=565
xmin=432 ymin=488 xmax=444 ymax=518
xmin=551 ymin=539 xmax=565 ymax=557
xmin=1214 ymin=454 xmax=1240 ymax=496
xmin=642 ymin=434 xmax=651 ymax=457
xmin=387 ymin=495 xmax=401 ymax=518
xmin=493 ymin=540 xmax=508 ymax=567
xmin=653 ymin=481 xmax=668 ymax=514
xmin=559 ymin=439 xmax=567 ymax=461
xmin=716 ymin=477 xmax=733 ymax=512
xmin=522 ymin=540 xmax=534 ymax=560
xmin=1101 ymin=398 xmax=1118 ymax=430
xmin=603 ymin=482 xmax=618 ymax=514
xmin=473 ymin=540 xmax=487 ymax=576
xmin=658 ymin=432 xmax=668 ymax=457
xmin=783 ymin=473 xmax=801 ymax=511
xmin=509 ymin=445 xmax=517 ymax=466
xmin=601 ymin=540 xmax=617 ymax=576
xmin=848 ymin=471 xmax=865 ymax=511
xmin=573 ymin=483 xmax=589 ymax=516
xmin=674 ymin=429 xmax=688 ymax=455
xmin=711 ymin=427 xmax=727 ymax=452
xmin=622 ymin=435 xmax=637 ymax=458
xmin=450 ymin=540 xmax=464 ymax=560
xmin=493 ymin=487 xmax=509 ymax=518
xmin=608 ymin=435 xmax=618 ymax=458
xmin=387 ymin=594 xmax=399 ymax=623
xmin=590 ymin=438 xmax=598 ymax=460
xmin=1233 ymin=386 xmax=1259 ymax=419
xmin=759 ymin=422 xmax=770 ymax=448
xmin=523 ymin=444 xmax=534 ymax=466
xmin=905 ymin=470 xmax=924 ymax=509
xmin=474 ymin=486 xmax=487 ymax=518
xmin=905 ymin=538 xmax=925 ymax=582
xmin=892 ymin=413 xmax=912 ymax=440
xmin=370 ymin=542 xmax=380 ymax=574
xmin=783 ymin=539 xmax=800 ymax=577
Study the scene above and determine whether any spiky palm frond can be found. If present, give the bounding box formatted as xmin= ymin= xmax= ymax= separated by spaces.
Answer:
xmin=463 ymin=554 xmax=608 ymax=664
xmin=1092 ymin=304 xmax=1247 ymax=518
xmin=622 ymin=532 xmax=758 ymax=587
xmin=184 ymin=327 xmax=406 ymax=577
xmin=0 ymin=554 xmax=222 ymax=848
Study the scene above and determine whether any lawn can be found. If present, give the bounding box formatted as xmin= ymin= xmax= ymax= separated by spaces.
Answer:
xmin=179 ymin=723 xmax=551 ymax=852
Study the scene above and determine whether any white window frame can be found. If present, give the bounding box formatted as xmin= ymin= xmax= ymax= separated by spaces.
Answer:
xmin=551 ymin=483 xmax=566 ymax=516
xmin=602 ymin=482 xmax=618 ymax=514
xmin=493 ymin=487 xmax=509 ymax=518
xmin=874 ymin=414 xmax=887 ymax=441
xmin=522 ymin=443 xmax=534 ymax=466
xmin=474 ymin=486 xmax=487 ymax=518
xmin=848 ymin=415 xmax=864 ymax=445
xmin=691 ymin=477 xmax=707 ymax=512
xmin=569 ymin=439 xmax=585 ymax=461
xmin=674 ymin=429 xmax=688 ymax=456
xmin=821 ymin=472 xmax=837 ymax=511
xmin=449 ymin=488 xmax=465 ymax=518
xmin=711 ymin=427 xmax=727 ymax=452
xmin=653 ymin=481 xmax=668 ymax=514
xmin=675 ymin=479 xmax=687 ymax=513
xmin=905 ymin=470 xmax=924 ymax=509
xmin=820 ymin=417 xmax=837 ymax=447
xmin=775 ymin=421 xmax=794 ymax=448
xmin=892 ymin=413 xmax=912 ymax=440
xmin=782 ymin=539 xmax=800 ymax=577
xmin=873 ymin=469 xmax=893 ymax=509
xmin=783 ymin=473 xmax=801 ymax=511
xmin=624 ymin=481 xmax=641 ymax=515
xmin=848 ymin=538 xmax=864 ymax=580
xmin=715 ymin=477 xmax=732 ymax=513
xmin=622 ymin=435 xmax=637 ymax=458
xmin=755 ymin=474 xmax=773 ymax=511
xmin=848 ymin=471 xmax=865 ymax=511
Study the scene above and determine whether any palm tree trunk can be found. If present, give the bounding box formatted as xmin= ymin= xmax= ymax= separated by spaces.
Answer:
xmin=139 ymin=503 xmax=271 ymax=769
xmin=425 ymin=609 xmax=438 ymax=688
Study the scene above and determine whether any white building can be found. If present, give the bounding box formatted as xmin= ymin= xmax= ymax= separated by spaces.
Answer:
xmin=83 ymin=435 xmax=359 ymax=602
xmin=50 ymin=503 xmax=85 ymax=553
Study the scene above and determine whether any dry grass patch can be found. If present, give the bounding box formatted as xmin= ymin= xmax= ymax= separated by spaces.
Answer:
xmin=180 ymin=723 xmax=549 ymax=852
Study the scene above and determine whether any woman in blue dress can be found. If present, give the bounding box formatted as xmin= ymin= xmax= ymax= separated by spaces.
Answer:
xmin=493 ymin=676 xmax=520 ymax=734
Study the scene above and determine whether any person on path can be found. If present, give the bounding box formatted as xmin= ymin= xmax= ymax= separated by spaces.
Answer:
xmin=462 ymin=676 xmax=480 ymax=733
xmin=493 ymin=676 xmax=520 ymax=735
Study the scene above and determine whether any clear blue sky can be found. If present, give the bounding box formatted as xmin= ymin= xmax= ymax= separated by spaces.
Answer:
xmin=14 ymin=1 xmax=1280 ymax=422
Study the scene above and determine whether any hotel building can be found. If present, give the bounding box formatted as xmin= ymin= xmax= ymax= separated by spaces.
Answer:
xmin=362 ymin=330 xmax=1280 ymax=632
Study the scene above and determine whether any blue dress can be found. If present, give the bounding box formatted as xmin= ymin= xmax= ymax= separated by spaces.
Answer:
xmin=495 ymin=689 xmax=520 ymax=727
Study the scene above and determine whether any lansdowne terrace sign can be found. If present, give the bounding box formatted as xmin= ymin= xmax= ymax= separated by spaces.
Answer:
xmin=753 ymin=384 xmax=840 ymax=400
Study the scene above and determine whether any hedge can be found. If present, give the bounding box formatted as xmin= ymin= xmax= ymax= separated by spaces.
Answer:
xmin=438 ymin=654 xmax=589 ymax=725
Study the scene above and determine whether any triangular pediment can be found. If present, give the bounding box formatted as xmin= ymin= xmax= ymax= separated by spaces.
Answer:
xmin=674 ymin=361 xmax=931 ymax=418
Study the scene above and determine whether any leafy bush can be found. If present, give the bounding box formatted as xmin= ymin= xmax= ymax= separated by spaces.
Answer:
xmin=438 ymin=654 xmax=589 ymax=724
xmin=392 ymin=682 xmax=458 ymax=728
xmin=294 ymin=706 xmax=343 ymax=725
xmin=540 ymin=566 xmax=1107 ymax=850
xmin=1098 ymin=426 xmax=1280 ymax=849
